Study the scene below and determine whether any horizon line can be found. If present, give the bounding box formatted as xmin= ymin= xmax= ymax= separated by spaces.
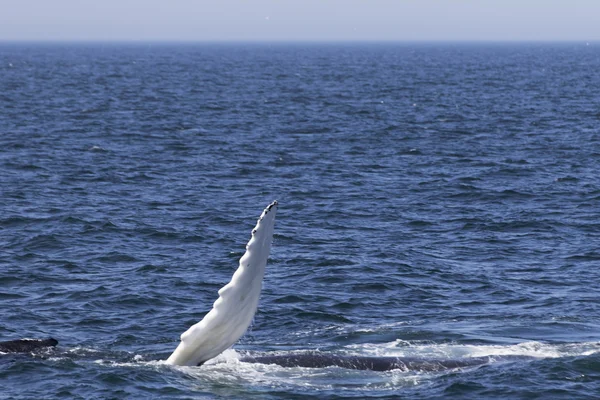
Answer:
xmin=0 ymin=38 xmax=598 ymax=44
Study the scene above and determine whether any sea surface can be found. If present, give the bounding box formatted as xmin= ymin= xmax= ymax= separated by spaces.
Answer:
xmin=1 ymin=42 xmax=600 ymax=399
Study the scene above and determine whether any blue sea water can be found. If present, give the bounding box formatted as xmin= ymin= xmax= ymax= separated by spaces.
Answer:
xmin=1 ymin=42 xmax=600 ymax=399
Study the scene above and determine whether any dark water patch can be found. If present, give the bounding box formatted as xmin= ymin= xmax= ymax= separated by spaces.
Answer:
xmin=136 ymin=264 xmax=169 ymax=273
xmin=294 ymin=311 xmax=354 ymax=324
xmin=555 ymin=176 xmax=580 ymax=183
xmin=274 ymin=295 xmax=307 ymax=304
xmin=350 ymin=282 xmax=392 ymax=292
xmin=22 ymin=234 xmax=64 ymax=251
xmin=81 ymin=220 xmax=121 ymax=233
xmin=565 ymin=252 xmax=600 ymax=261
xmin=91 ymin=252 xmax=139 ymax=263
xmin=0 ymin=291 xmax=27 ymax=300
xmin=0 ymin=216 xmax=52 ymax=227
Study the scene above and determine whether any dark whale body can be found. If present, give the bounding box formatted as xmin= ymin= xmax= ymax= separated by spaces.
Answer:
xmin=0 ymin=338 xmax=530 ymax=372
xmin=0 ymin=338 xmax=58 ymax=353
xmin=239 ymin=352 xmax=532 ymax=372
xmin=239 ymin=353 xmax=493 ymax=371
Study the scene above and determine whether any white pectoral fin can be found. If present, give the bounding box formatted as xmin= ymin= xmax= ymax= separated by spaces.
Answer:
xmin=166 ymin=201 xmax=278 ymax=366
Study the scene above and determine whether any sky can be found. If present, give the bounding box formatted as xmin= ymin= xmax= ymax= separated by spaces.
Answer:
xmin=0 ymin=0 xmax=599 ymax=42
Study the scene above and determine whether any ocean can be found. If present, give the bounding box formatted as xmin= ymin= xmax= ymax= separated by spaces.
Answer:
xmin=1 ymin=42 xmax=599 ymax=399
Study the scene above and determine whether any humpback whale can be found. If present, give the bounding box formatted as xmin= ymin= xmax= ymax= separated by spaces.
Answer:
xmin=164 ymin=200 xmax=525 ymax=371
xmin=0 ymin=202 xmax=537 ymax=372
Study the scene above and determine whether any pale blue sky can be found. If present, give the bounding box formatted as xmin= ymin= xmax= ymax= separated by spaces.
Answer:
xmin=1 ymin=0 xmax=598 ymax=42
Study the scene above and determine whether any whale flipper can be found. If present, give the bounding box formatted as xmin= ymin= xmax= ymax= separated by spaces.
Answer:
xmin=166 ymin=201 xmax=278 ymax=366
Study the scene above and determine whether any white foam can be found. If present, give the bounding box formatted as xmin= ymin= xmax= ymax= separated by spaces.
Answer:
xmin=93 ymin=359 xmax=168 ymax=369
xmin=345 ymin=339 xmax=600 ymax=360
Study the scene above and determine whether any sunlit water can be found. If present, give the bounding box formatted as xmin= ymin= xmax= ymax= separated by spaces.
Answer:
xmin=1 ymin=42 xmax=600 ymax=399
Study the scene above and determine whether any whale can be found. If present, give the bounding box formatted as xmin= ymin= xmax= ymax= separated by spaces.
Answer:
xmin=164 ymin=200 xmax=530 ymax=371
xmin=0 ymin=201 xmax=537 ymax=372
